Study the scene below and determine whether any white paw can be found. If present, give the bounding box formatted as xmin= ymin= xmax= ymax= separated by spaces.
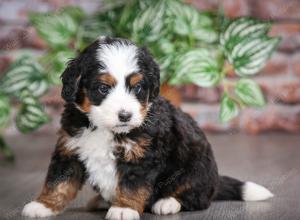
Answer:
xmin=22 ymin=201 xmax=55 ymax=218
xmin=105 ymin=206 xmax=140 ymax=220
xmin=152 ymin=197 xmax=181 ymax=215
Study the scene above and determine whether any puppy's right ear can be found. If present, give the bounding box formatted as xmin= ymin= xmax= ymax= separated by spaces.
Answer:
xmin=61 ymin=59 xmax=81 ymax=102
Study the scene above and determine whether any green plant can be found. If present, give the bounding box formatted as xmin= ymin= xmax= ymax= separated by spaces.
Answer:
xmin=0 ymin=0 xmax=280 ymax=159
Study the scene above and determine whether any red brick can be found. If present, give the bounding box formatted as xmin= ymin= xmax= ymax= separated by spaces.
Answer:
xmin=182 ymin=102 xmax=300 ymax=134
xmin=240 ymin=104 xmax=300 ymax=134
xmin=258 ymin=52 xmax=289 ymax=76
xmin=0 ymin=25 xmax=47 ymax=50
xmin=0 ymin=55 xmax=12 ymax=76
xmin=22 ymin=27 xmax=48 ymax=49
xmin=40 ymin=86 xmax=63 ymax=105
xmin=291 ymin=53 xmax=300 ymax=77
xmin=252 ymin=0 xmax=300 ymax=20
xmin=270 ymin=23 xmax=300 ymax=52
xmin=222 ymin=0 xmax=251 ymax=17
xmin=187 ymin=0 xmax=218 ymax=11
xmin=256 ymin=78 xmax=300 ymax=104
xmin=0 ymin=50 xmax=44 ymax=76
xmin=212 ymin=52 xmax=288 ymax=79
xmin=181 ymin=103 xmax=239 ymax=132
xmin=179 ymin=85 xmax=221 ymax=103
xmin=0 ymin=0 xmax=101 ymax=25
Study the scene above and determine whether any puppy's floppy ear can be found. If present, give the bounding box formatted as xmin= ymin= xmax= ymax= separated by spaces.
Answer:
xmin=61 ymin=58 xmax=81 ymax=102
xmin=138 ymin=46 xmax=160 ymax=101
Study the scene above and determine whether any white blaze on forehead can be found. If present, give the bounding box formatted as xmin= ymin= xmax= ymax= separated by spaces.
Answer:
xmin=97 ymin=42 xmax=139 ymax=81
xmin=91 ymin=41 xmax=143 ymax=133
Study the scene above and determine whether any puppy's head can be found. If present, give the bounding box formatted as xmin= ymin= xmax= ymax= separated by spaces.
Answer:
xmin=61 ymin=37 xmax=160 ymax=133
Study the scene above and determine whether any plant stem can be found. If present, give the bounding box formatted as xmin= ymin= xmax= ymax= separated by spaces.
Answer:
xmin=222 ymin=80 xmax=246 ymax=108
xmin=222 ymin=79 xmax=236 ymax=92
xmin=188 ymin=33 xmax=195 ymax=48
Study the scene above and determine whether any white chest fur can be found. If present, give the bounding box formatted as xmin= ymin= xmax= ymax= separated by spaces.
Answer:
xmin=67 ymin=128 xmax=117 ymax=202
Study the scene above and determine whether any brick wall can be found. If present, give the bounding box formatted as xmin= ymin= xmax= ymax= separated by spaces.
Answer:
xmin=0 ymin=0 xmax=299 ymax=134
xmin=182 ymin=0 xmax=300 ymax=133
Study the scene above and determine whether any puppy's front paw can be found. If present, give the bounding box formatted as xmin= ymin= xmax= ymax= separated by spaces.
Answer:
xmin=105 ymin=206 xmax=140 ymax=220
xmin=152 ymin=197 xmax=181 ymax=215
xmin=22 ymin=201 xmax=55 ymax=218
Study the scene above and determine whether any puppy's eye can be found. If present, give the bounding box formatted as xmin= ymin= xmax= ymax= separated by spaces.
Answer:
xmin=133 ymin=83 xmax=142 ymax=94
xmin=98 ymin=84 xmax=110 ymax=95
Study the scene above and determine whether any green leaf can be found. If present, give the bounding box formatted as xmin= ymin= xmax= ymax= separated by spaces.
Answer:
xmin=0 ymin=136 xmax=14 ymax=161
xmin=43 ymin=50 xmax=75 ymax=85
xmin=29 ymin=9 xmax=79 ymax=48
xmin=230 ymin=36 xmax=280 ymax=76
xmin=169 ymin=2 xmax=199 ymax=36
xmin=1 ymin=55 xmax=49 ymax=97
xmin=16 ymin=91 xmax=49 ymax=133
xmin=220 ymin=93 xmax=239 ymax=122
xmin=132 ymin=0 xmax=168 ymax=43
xmin=0 ymin=93 xmax=11 ymax=128
xmin=158 ymin=54 xmax=177 ymax=84
xmin=62 ymin=6 xmax=85 ymax=22
xmin=170 ymin=49 xmax=221 ymax=87
xmin=159 ymin=39 xmax=175 ymax=54
xmin=79 ymin=16 xmax=113 ymax=46
xmin=220 ymin=17 xmax=280 ymax=76
xmin=235 ymin=79 xmax=265 ymax=107
xmin=221 ymin=17 xmax=271 ymax=53
xmin=169 ymin=2 xmax=217 ymax=43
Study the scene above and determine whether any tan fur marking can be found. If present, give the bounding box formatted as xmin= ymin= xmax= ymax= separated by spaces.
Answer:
xmin=99 ymin=73 xmax=117 ymax=86
xmin=129 ymin=73 xmax=143 ymax=86
xmin=77 ymin=89 xmax=92 ymax=113
xmin=172 ymin=183 xmax=192 ymax=197
xmin=81 ymin=95 xmax=91 ymax=112
xmin=137 ymin=137 xmax=151 ymax=147
xmin=114 ymin=186 xmax=150 ymax=213
xmin=119 ymin=138 xmax=151 ymax=162
xmin=37 ymin=181 xmax=81 ymax=213
xmin=56 ymin=130 xmax=75 ymax=156
xmin=140 ymin=102 xmax=149 ymax=118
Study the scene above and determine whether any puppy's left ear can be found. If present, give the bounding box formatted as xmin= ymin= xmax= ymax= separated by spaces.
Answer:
xmin=61 ymin=58 xmax=81 ymax=102
xmin=138 ymin=47 xmax=160 ymax=101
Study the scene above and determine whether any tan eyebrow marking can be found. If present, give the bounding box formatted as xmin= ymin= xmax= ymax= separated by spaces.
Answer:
xmin=98 ymin=73 xmax=117 ymax=86
xmin=129 ymin=73 xmax=143 ymax=86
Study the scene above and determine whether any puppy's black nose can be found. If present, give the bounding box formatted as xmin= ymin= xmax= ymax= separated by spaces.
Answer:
xmin=118 ymin=110 xmax=132 ymax=122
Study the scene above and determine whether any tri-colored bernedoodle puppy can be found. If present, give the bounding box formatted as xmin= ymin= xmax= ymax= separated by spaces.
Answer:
xmin=22 ymin=37 xmax=273 ymax=219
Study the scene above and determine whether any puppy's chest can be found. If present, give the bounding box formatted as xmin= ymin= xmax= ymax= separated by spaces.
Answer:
xmin=67 ymin=128 xmax=145 ymax=202
xmin=67 ymin=129 xmax=118 ymax=202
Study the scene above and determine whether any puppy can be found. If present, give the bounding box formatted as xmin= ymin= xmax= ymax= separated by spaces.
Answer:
xmin=22 ymin=37 xmax=273 ymax=219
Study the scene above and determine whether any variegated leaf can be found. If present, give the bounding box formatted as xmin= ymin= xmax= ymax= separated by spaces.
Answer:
xmin=170 ymin=49 xmax=221 ymax=87
xmin=235 ymin=78 xmax=265 ymax=107
xmin=158 ymin=54 xmax=177 ymax=84
xmin=1 ymin=56 xmax=48 ymax=97
xmin=47 ymin=50 xmax=75 ymax=85
xmin=168 ymin=1 xmax=217 ymax=43
xmin=132 ymin=0 xmax=168 ymax=43
xmin=229 ymin=37 xmax=280 ymax=76
xmin=29 ymin=8 xmax=81 ymax=48
xmin=16 ymin=91 xmax=49 ymax=133
xmin=219 ymin=93 xmax=239 ymax=122
xmin=0 ymin=93 xmax=11 ymax=128
xmin=220 ymin=17 xmax=271 ymax=53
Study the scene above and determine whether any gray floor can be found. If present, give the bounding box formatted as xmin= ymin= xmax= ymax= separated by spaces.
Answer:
xmin=0 ymin=131 xmax=299 ymax=220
